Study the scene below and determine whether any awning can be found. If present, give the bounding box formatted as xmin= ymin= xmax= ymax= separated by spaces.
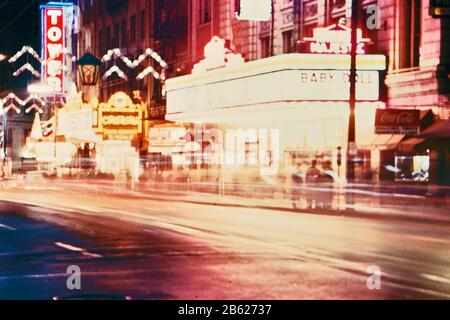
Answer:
xmin=369 ymin=134 xmax=405 ymax=150
xmin=419 ymin=119 xmax=450 ymax=139
xmin=398 ymin=137 xmax=427 ymax=153
xmin=65 ymin=131 xmax=102 ymax=144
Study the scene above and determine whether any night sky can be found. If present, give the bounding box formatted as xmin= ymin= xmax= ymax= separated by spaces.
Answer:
xmin=0 ymin=0 xmax=44 ymax=54
xmin=0 ymin=0 xmax=49 ymax=90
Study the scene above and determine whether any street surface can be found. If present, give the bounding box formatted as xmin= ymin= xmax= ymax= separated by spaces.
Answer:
xmin=0 ymin=178 xmax=450 ymax=299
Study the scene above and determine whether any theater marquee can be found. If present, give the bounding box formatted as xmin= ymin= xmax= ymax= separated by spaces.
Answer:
xmin=96 ymin=92 xmax=144 ymax=141
xmin=166 ymin=53 xmax=386 ymax=118
xmin=303 ymin=23 xmax=371 ymax=55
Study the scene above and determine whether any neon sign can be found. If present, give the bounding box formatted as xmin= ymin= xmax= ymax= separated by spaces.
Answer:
xmin=41 ymin=2 xmax=74 ymax=95
xmin=96 ymin=92 xmax=145 ymax=141
xmin=304 ymin=23 xmax=371 ymax=55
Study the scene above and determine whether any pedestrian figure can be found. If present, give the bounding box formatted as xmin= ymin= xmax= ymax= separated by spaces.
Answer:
xmin=305 ymin=160 xmax=322 ymax=209
xmin=291 ymin=164 xmax=305 ymax=210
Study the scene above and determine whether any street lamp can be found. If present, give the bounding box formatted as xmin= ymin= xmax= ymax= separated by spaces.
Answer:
xmin=76 ymin=53 xmax=102 ymax=86
xmin=0 ymin=54 xmax=7 ymax=62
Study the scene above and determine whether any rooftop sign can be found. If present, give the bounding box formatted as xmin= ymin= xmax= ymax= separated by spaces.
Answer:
xmin=303 ymin=23 xmax=371 ymax=55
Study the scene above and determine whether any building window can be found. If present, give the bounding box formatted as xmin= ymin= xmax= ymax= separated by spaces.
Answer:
xmin=141 ymin=10 xmax=146 ymax=40
xmin=175 ymin=1 xmax=188 ymax=53
xmin=362 ymin=6 xmax=378 ymax=53
xmin=99 ymin=29 xmax=103 ymax=54
xmin=302 ymin=23 xmax=317 ymax=39
xmin=282 ymin=30 xmax=293 ymax=53
xmin=411 ymin=0 xmax=421 ymax=68
xmin=7 ymin=128 xmax=12 ymax=148
xmin=199 ymin=0 xmax=211 ymax=25
xmin=398 ymin=0 xmax=421 ymax=69
xmin=106 ymin=26 xmax=112 ymax=50
xmin=114 ymin=23 xmax=120 ymax=48
xmin=235 ymin=0 xmax=241 ymax=15
xmin=261 ymin=36 xmax=271 ymax=58
xmin=130 ymin=15 xmax=137 ymax=43
xmin=121 ymin=19 xmax=127 ymax=48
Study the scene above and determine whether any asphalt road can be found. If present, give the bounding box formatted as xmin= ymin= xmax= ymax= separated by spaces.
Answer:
xmin=0 ymin=202 xmax=238 ymax=300
xmin=1 ymin=180 xmax=450 ymax=300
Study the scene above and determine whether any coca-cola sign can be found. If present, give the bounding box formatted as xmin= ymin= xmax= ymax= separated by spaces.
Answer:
xmin=375 ymin=109 xmax=420 ymax=135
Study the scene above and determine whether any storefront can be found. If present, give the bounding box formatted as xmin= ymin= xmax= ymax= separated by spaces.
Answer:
xmin=371 ymin=109 xmax=443 ymax=183
xmin=165 ymin=34 xmax=387 ymax=182
xmin=22 ymin=91 xmax=145 ymax=180
xmin=93 ymin=92 xmax=145 ymax=179
xmin=398 ymin=119 xmax=450 ymax=185
xmin=147 ymin=124 xmax=187 ymax=172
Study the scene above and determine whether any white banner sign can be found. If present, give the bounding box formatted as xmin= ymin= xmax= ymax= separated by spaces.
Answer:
xmin=236 ymin=0 xmax=272 ymax=21
xmin=58 ymin=109 xmax=93 ymax=136
xmin=167 ymin=70 xmax=380 ymax=115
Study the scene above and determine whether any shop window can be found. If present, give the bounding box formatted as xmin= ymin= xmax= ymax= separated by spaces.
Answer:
xmin=395 ymin=154 xmax=430 ymax=182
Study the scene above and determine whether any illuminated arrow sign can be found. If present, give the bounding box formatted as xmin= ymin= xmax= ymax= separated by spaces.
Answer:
xmin=304 ymin=23 xmax=371 ymax=55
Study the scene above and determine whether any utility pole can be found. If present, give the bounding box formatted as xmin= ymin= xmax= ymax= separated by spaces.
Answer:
xmin=270 ymin=0 xmax=275 ymax=56
xmin=0 ymin=55 xmax=7 ymax=178
xmin=292 ymin=0 xmax=301 ymax=52
xmin=347 ymin=0 xmax=359 ymax=182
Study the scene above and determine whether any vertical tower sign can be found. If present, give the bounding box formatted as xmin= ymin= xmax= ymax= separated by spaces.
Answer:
xmin=41 ymin=2 xmax=74 ymax=95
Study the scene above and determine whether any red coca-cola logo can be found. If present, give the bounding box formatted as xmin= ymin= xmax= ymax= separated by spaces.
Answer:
xmin=377 ymin=110 xmax=419 ymax=126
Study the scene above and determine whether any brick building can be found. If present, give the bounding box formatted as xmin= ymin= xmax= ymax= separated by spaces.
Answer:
xmin=75 ymin=0 xmax=449 ymax=183
xmin=379 ymin=0 xmax=450 ymax=119
xmin=76 ymin=0 xmax=382 ymax=105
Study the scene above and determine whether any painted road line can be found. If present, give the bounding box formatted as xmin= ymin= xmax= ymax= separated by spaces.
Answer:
xmin=55 ymin=242 xmax=103 ymax=258
xmin=0 ymin=223 xmax=17 ymax=231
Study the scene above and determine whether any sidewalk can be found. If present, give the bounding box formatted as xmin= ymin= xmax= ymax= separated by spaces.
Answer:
xmin=35 ymin=178 xmax=450 ymax=226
